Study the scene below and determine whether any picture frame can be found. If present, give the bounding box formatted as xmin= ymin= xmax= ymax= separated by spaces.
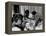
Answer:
xmin=5 ymin=1 xmax=45 ymax=34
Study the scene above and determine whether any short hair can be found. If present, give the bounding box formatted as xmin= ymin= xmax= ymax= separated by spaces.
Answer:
xmin=25 ymin=10 xmax=29 ymax=18
xmin=32 ymin=11 xmax=37 ymax=15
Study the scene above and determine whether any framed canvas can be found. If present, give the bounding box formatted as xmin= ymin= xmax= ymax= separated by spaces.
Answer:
xmin=5 ymin=1 xmax=45 ymax=34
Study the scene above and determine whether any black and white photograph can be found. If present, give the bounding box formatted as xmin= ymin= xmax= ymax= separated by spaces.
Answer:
xmin=12 ymin=5 xmax=43 ymax=31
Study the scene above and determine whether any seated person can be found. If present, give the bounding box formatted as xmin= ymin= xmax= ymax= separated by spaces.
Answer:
xmin=12 ymin=13 xmax=25 ymax=31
